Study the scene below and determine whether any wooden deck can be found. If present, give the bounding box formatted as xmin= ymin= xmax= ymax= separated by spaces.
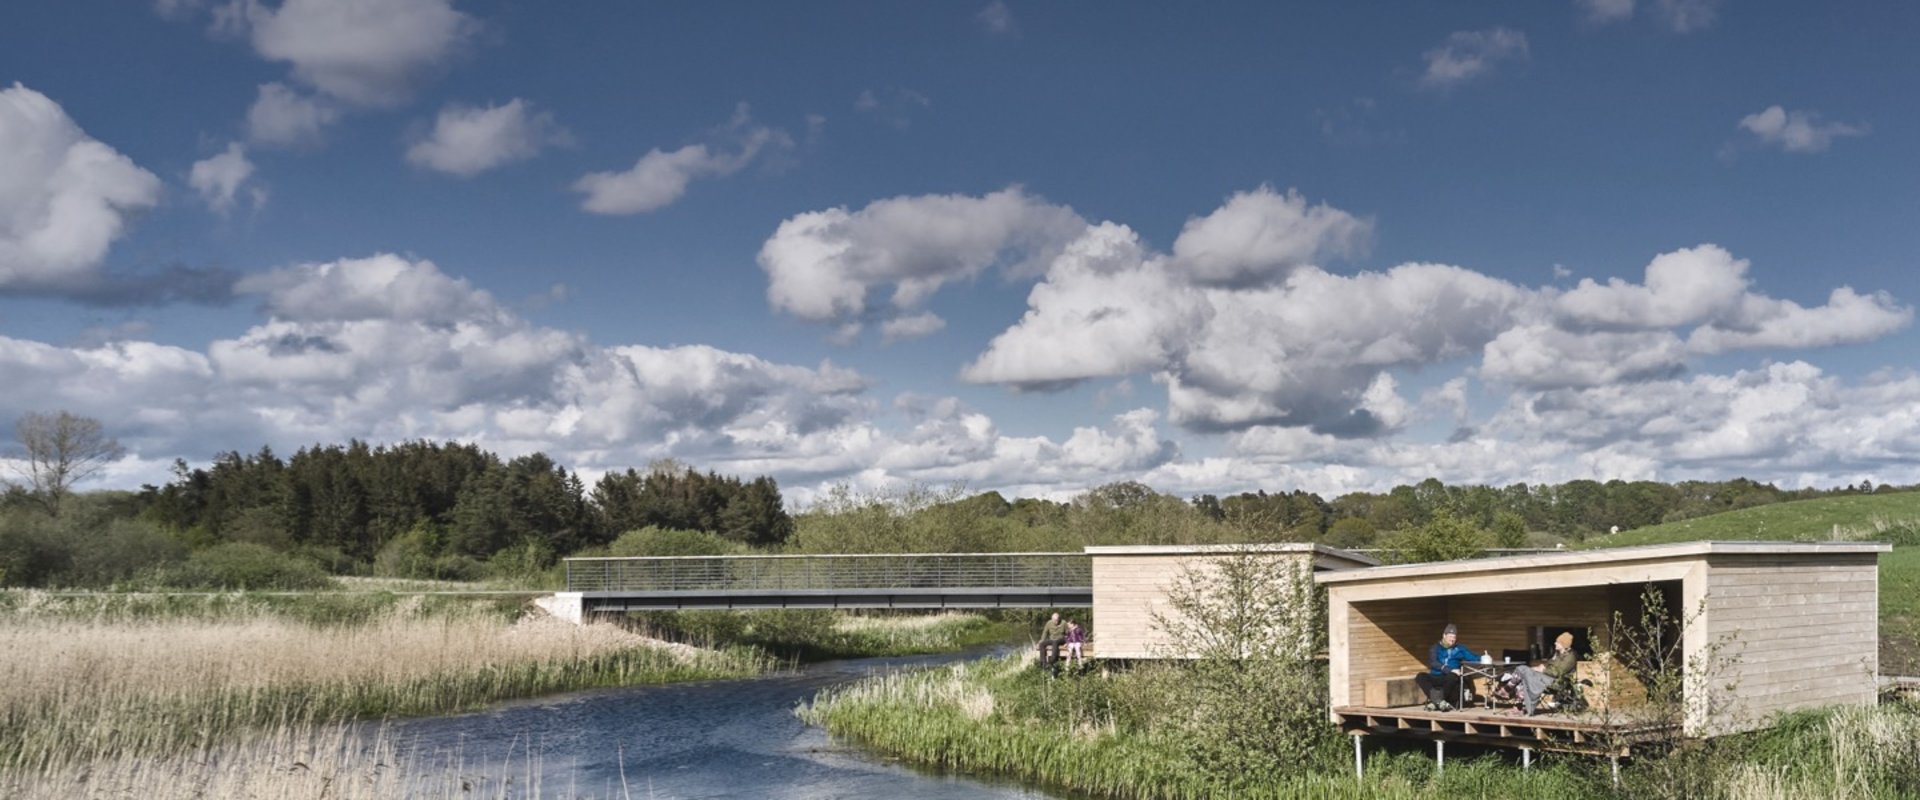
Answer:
xmin=1334 ymin=704 xmax=1675 ymax=756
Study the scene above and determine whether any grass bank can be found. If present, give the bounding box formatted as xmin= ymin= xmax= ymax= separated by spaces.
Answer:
xmin=0 ymin=590 xmax=769 ymax=779
xmin=800 ymin=654 xmax=1920 ymax=800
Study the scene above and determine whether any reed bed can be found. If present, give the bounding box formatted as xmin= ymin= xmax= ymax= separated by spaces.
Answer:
xmin=0 ymin=597 xmax=768 ymax=779
xmin=828 ymin=611 xmax=1012 ymax=655
xmin=2 ymin=720 xmax=635 ymax=800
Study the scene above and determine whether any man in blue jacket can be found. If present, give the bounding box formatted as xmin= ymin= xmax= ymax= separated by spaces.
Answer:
xmin=1415 ymin=623 xmax=1476 ymax=711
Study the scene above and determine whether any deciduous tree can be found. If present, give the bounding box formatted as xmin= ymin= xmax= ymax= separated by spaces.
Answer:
xmin=11 ymin=411 xmax=124 ymax=516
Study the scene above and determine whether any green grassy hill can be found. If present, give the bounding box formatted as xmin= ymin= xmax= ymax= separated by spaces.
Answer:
xmin=1570 ymin=490 xmax=1920 ymax=674
xmin=1576 ymin=490 xmax=1920 ymax=549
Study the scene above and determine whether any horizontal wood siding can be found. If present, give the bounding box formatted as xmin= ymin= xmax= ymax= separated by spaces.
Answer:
xmin=1705 ymin=554 xmax=1880 ymax=732
xmin=1347 ymin=599 xmax=1445 ymax=703
xmin=1446 ymin=586 xmax=1614 ymax=660
xmin=1090 ymin=552 xmax=1316 ymax=659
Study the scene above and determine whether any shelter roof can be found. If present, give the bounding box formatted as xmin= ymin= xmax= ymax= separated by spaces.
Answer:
xmin=1315 ymin=540 xmax=1889 ymax=586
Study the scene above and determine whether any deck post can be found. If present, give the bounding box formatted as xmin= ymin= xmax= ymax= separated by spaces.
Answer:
xmin=1435 ymin=739 xmax=1444 ymax=774
xmin=1610 ymin=755 xmax=1620 ymax=786
xmin=1522 ymin=747 xmax=1532 ymax=770
xmin=1351 ymin=735 xmax=1363 ymax=779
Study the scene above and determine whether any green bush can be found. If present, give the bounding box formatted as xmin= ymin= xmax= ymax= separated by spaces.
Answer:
xmin=608 ymin=526 xmax=743 ymax=557
xmin=157 ymin=543 xmax=335 ymax=590
xmin=628 ymin=609 xmax=749 ymax=646
xmin=488 ymin=538 xmax=558 ymax=587
xmin=62 ymin=518 xmax=188 ymax=587
xmin=1324 ymin=517 xmax=1376 ymax=549
xmin=0 ymin=510 xmax=69 ymax=587
xmin=372 ymin=522 xmax=483 ymax=581
xmin=290 ymin=544 xmax=363 ymax=576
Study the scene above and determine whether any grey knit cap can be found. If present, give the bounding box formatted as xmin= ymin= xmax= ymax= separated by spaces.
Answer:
xmin=1442 ymin=623 xmax=1458 ymax=637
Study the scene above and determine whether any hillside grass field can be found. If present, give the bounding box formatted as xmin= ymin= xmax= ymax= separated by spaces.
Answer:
xmin=1571 ymin=490 xmax=1920 ymax=675
xmin=1579 ymin=490 xmax=1920 ymax=548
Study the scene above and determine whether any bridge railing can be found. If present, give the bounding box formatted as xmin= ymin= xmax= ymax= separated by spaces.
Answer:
xmin=564 ymin=552 xmax=1091 ymax=593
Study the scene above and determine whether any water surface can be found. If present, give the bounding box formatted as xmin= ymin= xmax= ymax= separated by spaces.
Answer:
xmin=381 ymin=648 xmax=1061 ymax=799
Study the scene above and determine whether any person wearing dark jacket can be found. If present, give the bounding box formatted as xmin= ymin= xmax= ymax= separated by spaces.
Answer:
xmin=1038 ymin=613 xmax=1068 ymax=670
xmin=1414 ymin=623 xmax=1476 ymax=711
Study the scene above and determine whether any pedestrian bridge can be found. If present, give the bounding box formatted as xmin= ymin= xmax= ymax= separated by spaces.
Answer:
xmin=557 ymin=552 xmax=1093 ymax=613
xmin=543 ymin=544 xmax=1375 ymax=660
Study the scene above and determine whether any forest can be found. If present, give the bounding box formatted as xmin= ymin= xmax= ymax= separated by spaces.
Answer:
xmin=0 ymin=411 xmax=1904 ymax=589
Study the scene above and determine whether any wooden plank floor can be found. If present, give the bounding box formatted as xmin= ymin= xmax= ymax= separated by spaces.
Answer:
xmin=1334 ymin=705 xmax=1675 ymax=756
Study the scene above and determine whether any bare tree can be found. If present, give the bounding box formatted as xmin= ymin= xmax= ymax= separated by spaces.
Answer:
xmin=11 ymin=411 xmax=125 ymax=515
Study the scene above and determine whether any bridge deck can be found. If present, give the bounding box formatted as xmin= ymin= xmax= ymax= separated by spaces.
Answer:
xmin=564 ymin=553 xmax=1092 ymax=611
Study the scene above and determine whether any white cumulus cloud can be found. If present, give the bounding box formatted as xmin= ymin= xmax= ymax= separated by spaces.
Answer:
xmin=0 ymin=83 xmax=162 ymax=293
xmin=944 ymin=190 xmax=1907 ymax=438
xmin=235 ymin=253 xmax=505 ymax=324
xmin=245 ymin=82 xmax=340 ymax=148
xmin=1419 ymin=28 xmax=1529 ymax=90
xmin=189 ymin=141 xmax=261 ymax=213
xmin=1738 ymin=105 xmax=1867 ymax=154
xmin=406 ymin=98 xmax=571 ymax=176
xmin=221 ymin=0 xmax=477 ymax=108
xmin=880 ymin=311 xmax=947 ymax=343
xmin=759 ymin=186 xmax=1088 ymax=330
xmin=1555 ymin=244 xmax=1751 ymax=328
xmin=1171 ymin=185 xmax=1372 ymax=287
xmin=574 ymin=105 xmax=788 ymax=214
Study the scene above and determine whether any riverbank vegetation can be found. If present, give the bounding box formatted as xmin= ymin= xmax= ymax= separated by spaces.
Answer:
xmin=800 ymin=651 xmax=1920 ymax=800
xmin=6 ymin=721 xmax=588 ymax=799
xmin=625 ymin=608 xmax=1019 ymax=660
xmin=0 ymin=592 xmax=769 ymax=783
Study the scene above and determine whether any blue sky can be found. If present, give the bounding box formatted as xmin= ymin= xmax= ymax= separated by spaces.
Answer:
xmin=3 ymin=0 xmax=1917 ymax=502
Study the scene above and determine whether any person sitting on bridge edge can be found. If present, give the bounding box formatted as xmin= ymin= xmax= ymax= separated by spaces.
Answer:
xmin=1414 ymin=623 xmax=1475 ymax=711
xmin=1038 ymin=612 xmax=1068 ymax=671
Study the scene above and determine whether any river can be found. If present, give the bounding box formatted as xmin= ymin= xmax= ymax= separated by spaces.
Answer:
xmin=377 ymin=647 xmax=1063 ymax=799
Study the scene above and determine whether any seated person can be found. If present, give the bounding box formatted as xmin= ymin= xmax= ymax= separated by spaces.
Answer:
xmin=1413 ymin=623 xmax=1476 ymax=711
xmin=1508 ymin=631 xmax=1579 ymax=715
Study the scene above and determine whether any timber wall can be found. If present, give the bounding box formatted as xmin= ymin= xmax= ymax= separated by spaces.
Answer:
xmin=1704 ymin=552 xmax=1880 ymax=734
xmin=1088 ymin=551 xmax=1319 ymax=659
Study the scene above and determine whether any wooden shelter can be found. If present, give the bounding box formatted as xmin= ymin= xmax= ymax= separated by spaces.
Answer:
xmin=1085 ymin=543 xmax=1377 ymax=659
xmin=1316 ymin=540 xmax=1890 ymax=752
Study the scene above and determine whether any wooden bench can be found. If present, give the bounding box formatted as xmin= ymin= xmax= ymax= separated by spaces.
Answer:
xmin=1365 ymin=675 xmax=1425 ymax=708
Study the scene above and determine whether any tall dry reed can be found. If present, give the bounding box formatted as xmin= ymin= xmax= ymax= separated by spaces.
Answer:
xmin=0 ymin=598 xmax=766 ymax=778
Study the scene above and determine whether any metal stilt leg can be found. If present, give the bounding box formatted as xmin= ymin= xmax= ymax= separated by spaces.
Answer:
xmin=1352 ymin=735 xmax=1364 ymax=779
xmin=1522 ymin=747 xmax=1532 ymax=770
xmin=1435 ymin=739 xmax=1445 ymax=774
